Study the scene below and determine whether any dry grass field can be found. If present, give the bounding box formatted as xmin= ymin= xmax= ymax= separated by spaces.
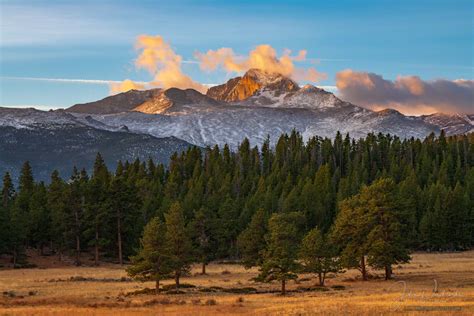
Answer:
xmin=0 ymin=251 xmax=473 ymax=315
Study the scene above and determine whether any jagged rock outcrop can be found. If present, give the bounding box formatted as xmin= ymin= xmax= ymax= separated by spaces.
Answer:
xmin=206 ymin=68 xmax=299 ymax=102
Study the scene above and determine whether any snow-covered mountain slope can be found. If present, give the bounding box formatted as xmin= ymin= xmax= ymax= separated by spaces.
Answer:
xmin=60 ymin=69 xmax=448 ymax=149
xmin=69 ymin=103 xmax=440 ymax=149
xmin=241 ymin=83 xmax=348 ymax=109
xmin=0 ymin=107 xmax=196 ymax=182
xmin=0 ymin=107 xmax=82 ymax=129
xmin=421 ymin=113 xmax=474 ymax=135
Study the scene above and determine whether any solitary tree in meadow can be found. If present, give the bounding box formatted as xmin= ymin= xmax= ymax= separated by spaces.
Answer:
xmin=127 ymin=217 xmax=172 ymax=294
xmin=256 ymin=211 xmax=306 ymax=295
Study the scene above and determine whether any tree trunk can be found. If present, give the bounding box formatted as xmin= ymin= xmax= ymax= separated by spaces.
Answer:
xmin=175 ymin=272 xmax=180 ymax=291
xmin=155 ymin=280 xmax=160 ymax=294
xmin=318 ymin=272 xmax=324 ymax=286
xmin=361 ymin=255 xmax=368 ymax=281
xmin=281 ymin=279 xmax=286 ymax=295
xmin=202 ymin=262 xmax=206 ymax=275
xmin=117 ymin=213 xmax=123 ymax=265
xmin=385 ymin=265 xmax=392 ymax=280
xmin=75 ymin=205 xmax=81 ymax=266
xmin=75 ymin=234 xmax=81 ymax=266
xmin=12 ymin=247 xmax=17 ymax=268
xmin=94 ymin=226 xmax=99 ymax=266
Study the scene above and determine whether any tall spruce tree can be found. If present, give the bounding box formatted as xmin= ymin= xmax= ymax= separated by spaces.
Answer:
xmin=256 ymin=211 xmax=306 ymax=295
xmin=189 ymin=207 xmax=217 ymax=274
xmin=299 ymin=228 xmax=342 ymax=286
xmin=127 ymin=217 xmax=172 ymax=294
xmin=237 ymin=208 xmax=268 ymax=268
xmin=0 ymin=173 xmax=15 ymax=255
xmin=108 ymin=176 xmax=141 ymax=265
xmin=48 ymin=170 xmax=68 ymax=259
xmin=10 ymin=162 xmax=35 ymax=266
xmin=164 ymin=202 xmax=194 ymax=290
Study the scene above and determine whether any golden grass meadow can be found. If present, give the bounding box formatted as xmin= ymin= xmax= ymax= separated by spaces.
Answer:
xmin=0 ymin=251 xmax=473 ymax=315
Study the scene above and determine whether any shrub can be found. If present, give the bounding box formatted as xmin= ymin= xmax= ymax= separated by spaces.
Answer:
xmin=205 ymin=299 xmax=217 ymax=305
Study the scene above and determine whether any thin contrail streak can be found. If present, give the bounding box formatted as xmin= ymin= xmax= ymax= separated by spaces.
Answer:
xmin=1 ymin=76 xmax=147 ymax=85
xmin=1 ymin=76 xmax=218 ymax=87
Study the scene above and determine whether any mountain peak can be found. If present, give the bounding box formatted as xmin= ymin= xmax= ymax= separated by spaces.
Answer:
xmin=67 ymin=88 xmax=164 ymax=114
xmin=206 ymin=68 xmax=299 ymax=102
xmin=243 ymin=68 xmax=291 ymax=85
xmin=67 ymin=87 xmax=220 ymax=115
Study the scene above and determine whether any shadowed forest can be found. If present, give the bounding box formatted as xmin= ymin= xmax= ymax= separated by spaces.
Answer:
xmin=1 ymin=131 xmax=473 ymax=296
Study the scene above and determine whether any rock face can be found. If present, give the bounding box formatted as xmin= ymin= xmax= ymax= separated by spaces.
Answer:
xmin=206 ymin=68 xmax=299 ymax=102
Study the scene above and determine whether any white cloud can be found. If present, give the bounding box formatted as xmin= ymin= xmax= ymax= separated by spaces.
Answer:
xmin=0 ymin=104 xmax=62 ymax=111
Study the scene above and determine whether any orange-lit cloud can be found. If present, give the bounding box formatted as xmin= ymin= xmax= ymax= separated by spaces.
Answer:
xmin=110 ymin=35 xmax=207 ymax=94
xmin=195 ymin=45 xmax=326 ymax=82
xmin=109 ymin=79 xmax=145 ymax=94
xmin=336 ymin=70 xmax=474 ymax=115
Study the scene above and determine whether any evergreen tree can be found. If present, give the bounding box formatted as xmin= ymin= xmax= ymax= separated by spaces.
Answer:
xmin=127 ymin=217 xmax=172 ymax=294
xmin=363 ymin=179 xmax=410 ymax=279
xmin=9 ymin=162 xmax=35 ymax=266
xmin=164 ymin=202 xmax=194 ymax=290
xmin=85 ymin=153 xmax=110 ymax=265
xmin=237 ymin=208 xmax=268 ymax=268
xmin=1 ymin=172 xmax=14 ymax=209
xmin=0 ymin=173 xmax=15 ymax=254
xmin=332 ymin=179 xmax=410 ymax=280
xmin=189 ymin=207 xmax=217 ymax=274
xmin=107 ymin=176 xmax=141 ymax=265
xmin=256 ymin=211 xmax=306 ymax=295
xmin=28 ymin=182 xmax=50 ymax=255
xmin=299 ymin=228 xmax=342 ymax=286
xmin=331 ymin=195 xmax=370 ymax=280
xmin=48 ymin=170 xmax=68 ymax=258
xmin=313 ymin=164 xmax=335 ymax=231
xmin=67 ymin=168 xmax=86 ymax=265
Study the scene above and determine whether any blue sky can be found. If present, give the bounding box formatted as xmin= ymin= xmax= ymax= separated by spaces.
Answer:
xmin=0 ymin=0 xmax=472 ymax=110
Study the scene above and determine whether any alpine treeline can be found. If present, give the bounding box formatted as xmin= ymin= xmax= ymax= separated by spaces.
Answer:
xmin=1 ymin=131 xmax=473 ymax=286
